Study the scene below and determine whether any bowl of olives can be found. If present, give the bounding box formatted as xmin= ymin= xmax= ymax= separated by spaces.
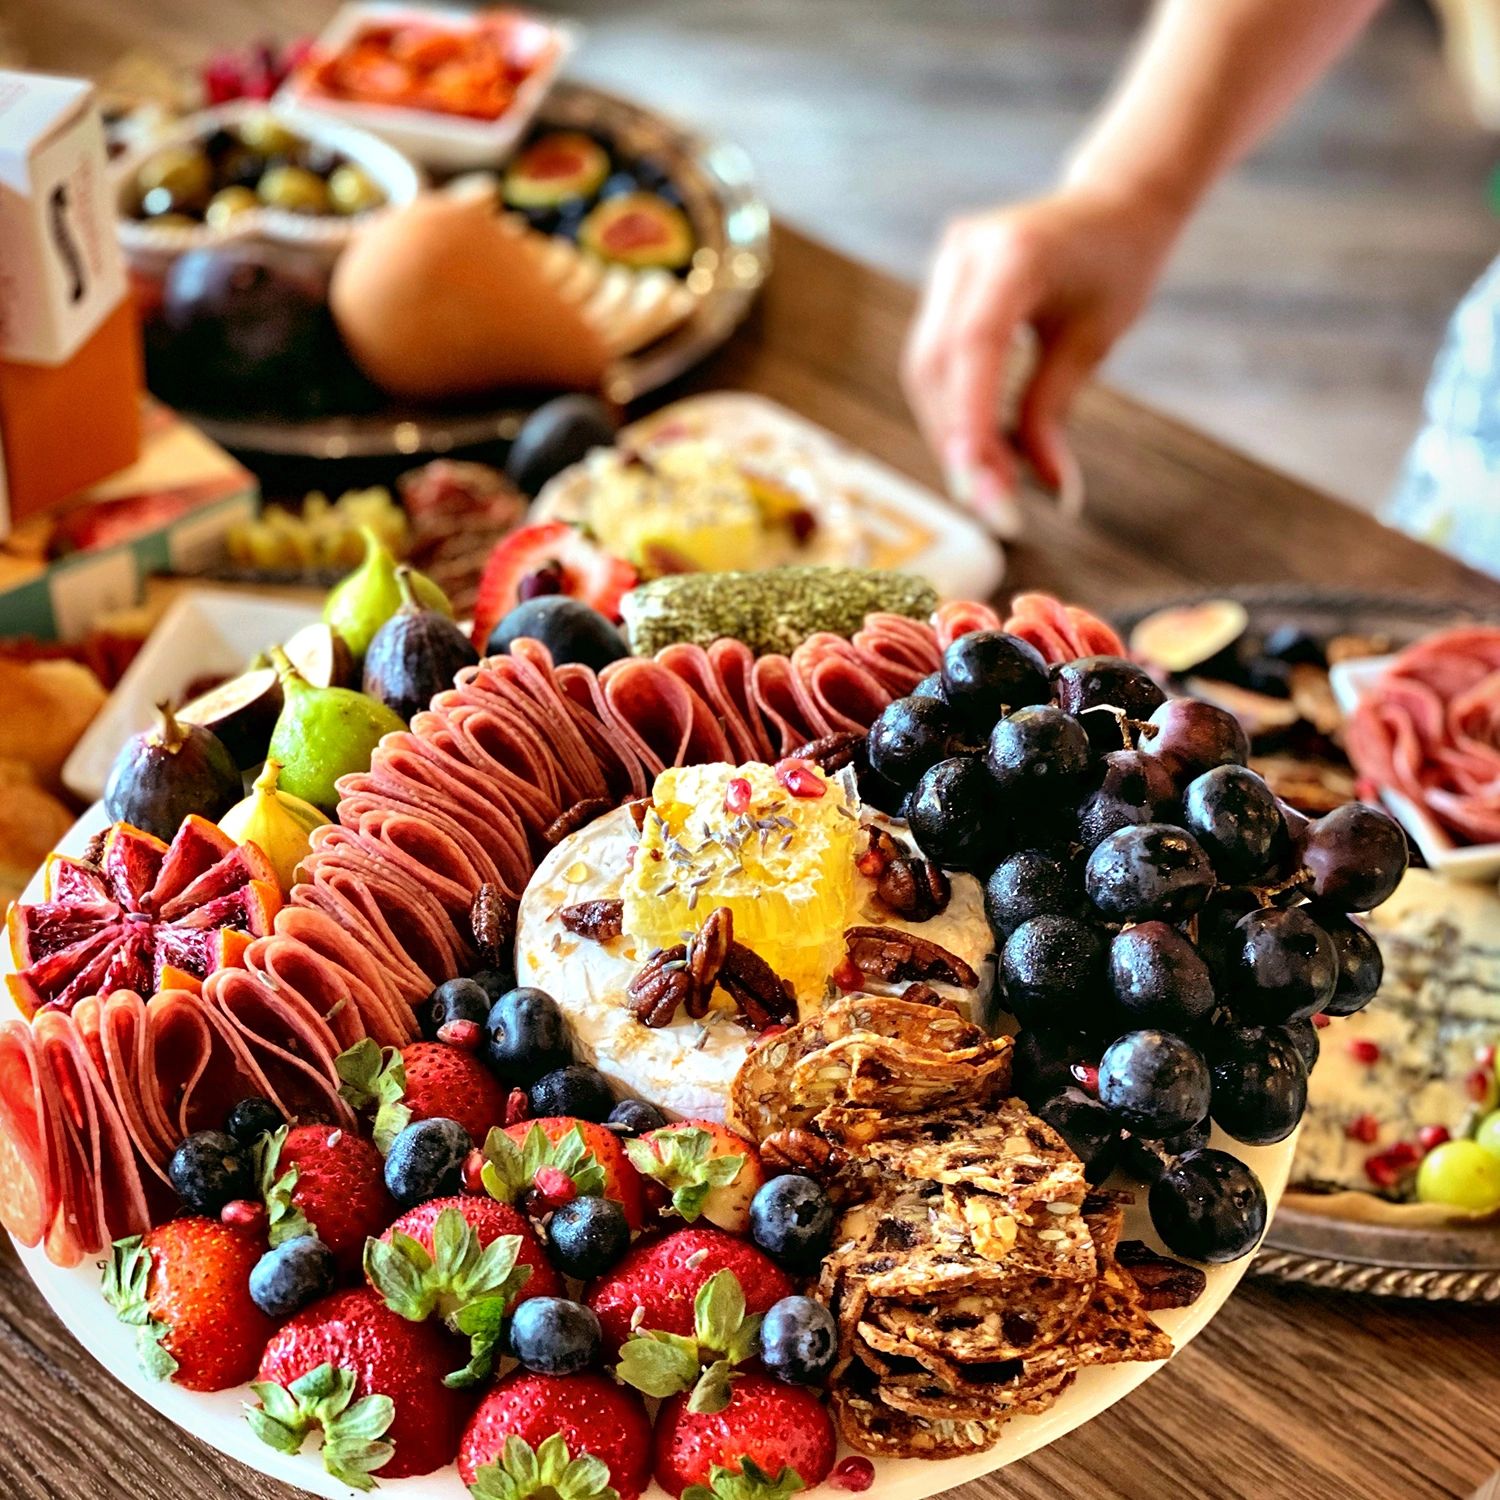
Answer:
xmin=115 ymin=102 xmax=424 ymax=274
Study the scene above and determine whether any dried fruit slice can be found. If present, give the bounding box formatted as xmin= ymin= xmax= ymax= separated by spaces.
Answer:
xmin=6 ymin=818 xmax=281 ymax=1016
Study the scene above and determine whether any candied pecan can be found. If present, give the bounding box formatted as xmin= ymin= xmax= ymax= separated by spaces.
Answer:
xmin=629 ymin=946 xmax=693 ymax=1026
xmin=469 ymin=883 xmax=518 ymax=967
xmin=560 ymin=899 xmax=624 ymax=943
xmin=762 ymin=1127 xmax=844 ymax=1177
xmin=787 ymin=730 xmax=867 ymax=776
xmin=1114 ymin=1240 xmax=1207 ymax=1310
xmin=876 ymin=857 xmax=950 ymax=922
xmin=843 ymin=925 xmax=978 ymax=988
xmin=718 ymin=942 xmax=797 ymax=1031
xmin=543 ymin=797 xmax=615 ymax=847
xmin=688 ymin=907 xmax=733 ymax=996
xmin=855 ymin=824 xmax=903 ymax=879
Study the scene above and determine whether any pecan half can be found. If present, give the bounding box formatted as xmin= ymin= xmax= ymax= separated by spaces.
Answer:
xmin=629 ymin=946 xmax=693 ymax=1026
xmin=718 ymin=942 xmax=797 ymax=1031
xmin=469 ymin=883 xmax=518 ymax=967
xmin=543 ymin=797 xmax=615 ymax=847
xmin=843 ymin=925 xmax=978 ymax=988
xmin=762 ymin=1127 xmax=844 ymax=1177
xmin=876 ymin=857 xmax=950 ymax=922
xmin=788 ymin=730 xmax=867 ymax=776
xmin=689 ymin=906 xmax=733 ymax=995
xmin=560 ymin=898 xmax=624 ymax=943
xmin=1114 ymin=1240 xmax=1207 ymax=1310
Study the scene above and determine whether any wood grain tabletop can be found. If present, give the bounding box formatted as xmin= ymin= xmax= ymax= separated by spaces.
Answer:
xmin=10 ymin=6 xmax=1500 ymax=1497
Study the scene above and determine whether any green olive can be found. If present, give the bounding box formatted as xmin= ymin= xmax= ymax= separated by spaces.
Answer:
xmin=205 ymin=185 xmax=261 ymax=228
xmin=257 ymin=164 xmax=329 ymax=215
xmin=136 ymin=145 xmax=212 ymax=210
xmin=326 ymin=164 xmax=386 ymax=216
xmin=234 ymin=115 xmax=303 ymax=158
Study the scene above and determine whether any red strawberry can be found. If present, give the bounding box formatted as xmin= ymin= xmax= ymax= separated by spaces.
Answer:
xmin=402 ymin=1042 xmax=509 ymax=1145
xmin=586 ymin=1226 xmax=792 ymax=1354
xmin=626 ymin=1120 xmax=765 ymax=1233
xmin=494 ymin=1116 xmax=645 ymax=1229
xmin=459 ymin=1370 xmax=653 ymax=1500
xmin=470 ymin=521 xmax=638 ymax=649
xmin=652 ymin=1373 xmax=836 ymax=1499
xmin=257 ymin=1124 xmax=394 ymax=1277
xmin=254 ymin=1286 xmax=473 ymax=1482
xmin=379 ymin=1195 xmax=559 ymax=1303
xmin=102 ymin=1219 xmax=275 ymax=1392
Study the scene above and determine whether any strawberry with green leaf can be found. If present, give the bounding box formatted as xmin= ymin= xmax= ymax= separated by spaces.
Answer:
xmin=484 ymin=1117 xmax=644 ymax=1228
xmin=102 ymin=1219 xmax=274 ymax=1392
xmin=624 ymin=1122 xmax=764 ymax=1232
xmin=336 ymin=1039 xmax=412 ymax=1153
xmin=458 ymin=1370 xmax=653 ymax=1500
xmin=256 ymin=1123 xmax=394 ymax=1277
xmin=652 ymin=1373 xmax=835 ymax=1500
xmin=247 ymin=1361 xmax=395 ymax=1493
xmin=365 ymin=1199 xmax=557 ymax=1386
xmin=338 ymin=1038 xmax=508 ymax=1154
xmin=615 ymin=1269 xmax=760 ymax=1413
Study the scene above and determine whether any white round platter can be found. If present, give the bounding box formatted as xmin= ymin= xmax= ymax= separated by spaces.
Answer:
xmin=6 ymin=805 xmax=1292 ymax=1498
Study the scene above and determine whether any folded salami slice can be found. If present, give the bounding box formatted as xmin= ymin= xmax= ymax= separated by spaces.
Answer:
xmin=851 ymin=612 xmax=943 ymax=693
xmin=707 ymin=639 xmax=776 ymax=761
xmin=658 ymin=642 xmax=770 ymax=764
xmin=792 ymin=634 xmax=898 ymax=734
xmin=934 ymin=600 xmax=1002 ymax=650
xmin=752 ymin=654 xmax=832 ymax=754
xmin=346 ymin=805 xmax=486 ymax=916
xmin=416 ymin=700 xmax=563 ymax=838
xmin=0 ymin=1019 xmax=56 ymax=1248
xmin=554 ymin=663 xmax=653 ymax=801
xmin=87 ymin=991 xmax=173 ymax=1182
xmin=598 ymin=658 xmax=734 ymax=771
xmin=146 ymin=988 xmax=263 ymax=1144
xmin=1004 ymin=593 xmax=1124 ymax=663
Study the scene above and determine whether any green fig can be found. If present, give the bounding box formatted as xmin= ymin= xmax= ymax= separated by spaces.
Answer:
xmin=323 ymin=527 xmax=452 ymax=661
xmin=265 ymin=646 xmax=406 ymax=814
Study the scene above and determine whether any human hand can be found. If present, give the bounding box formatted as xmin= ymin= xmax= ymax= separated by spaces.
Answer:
xmin=902 ymin=188 xmax=1183 ymax=536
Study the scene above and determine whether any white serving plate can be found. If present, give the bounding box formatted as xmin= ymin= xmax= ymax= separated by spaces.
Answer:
xmin=1330 ymin=655 xmax=1500 ymax=881
xmin=275 ymin=2 xmax=577 ymax=172
xmin=540 ymin=391 xmax=1006 ymax=604
xmin=6 ymin=806 xmax=1291 ymax=1499
xmin=62 ymin=589 xmax=321 ymax=805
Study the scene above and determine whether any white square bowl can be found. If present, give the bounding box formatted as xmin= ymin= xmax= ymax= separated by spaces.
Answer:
xmin=1330 ymin=654 xmax=1500 ymax=881
xmin=274 ymin=3 xmax=578 ymax=172
xmin=62 ymin=589 xmax=321 ymax=805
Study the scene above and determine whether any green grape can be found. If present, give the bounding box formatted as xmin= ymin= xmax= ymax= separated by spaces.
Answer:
xmin=1476 ymin=1112 xmax=1500 ymax=1160
xmin=1416 ymin=1139 xmax=1500 ymax=1213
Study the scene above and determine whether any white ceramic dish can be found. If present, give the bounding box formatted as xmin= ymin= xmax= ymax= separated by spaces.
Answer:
xmin=6 ymin=808 xmax=1290 ymax=1499
xmin=275 ymin=2 xmax=577 ymax=172
xmin=114 ymin=101 xmax=424 ymax=279
xmin=61 ymin=589 xmax=320 ymax=804
xmin=1330 ymin=654 xmax=1500 ymax=881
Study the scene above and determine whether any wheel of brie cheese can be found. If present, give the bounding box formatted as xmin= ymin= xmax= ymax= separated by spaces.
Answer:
xmin=516 ymin=759 xmax=994 ymax=1120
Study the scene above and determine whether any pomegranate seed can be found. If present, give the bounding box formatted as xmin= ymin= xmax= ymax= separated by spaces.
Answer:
xmin=1364 ymin=1151 xmax=1406 ymax=1191
xmin=517 ymin=561 xmax=566 ymax=602
xmin=1418 ymin=1124 xmax=1451 ymax=1153
xmin=1071 ymin=1063 xmax=1099 ymax=1096
xmin=1345 ymin=1113 xmax=1379 ymax=1144
xmin=724 ymin=777 xmax=753 ymax=815
xmin=1386 ymin=1140 xmax=1421 ymax=1168
xmin=831 ymin=957 xmax=864 ymax=993
xmin=855 ymin=848 xmax=889 ymax=878
xmin=220 ymin=1199 xmax=266 ymax=1233
xmin=1348 ymin=1039 xmax=1381 ymax=1066
xmin=830 ymin=1458 xmax=875 ymax=1493
xmin=504 ymin=1088 xmax=531 ymax=1127
xmin=775 ymin=758 xmax=827 ymax=798
xmin=1468 ymin=1067 xmax=1494 ymax=1104
xmin=437 ymin=1018 xmax=483 ymax=1052
xmin=532 ymin=1165 xmax=577 ymax=1211
xmin=1312 ymin=1013 xmax=1332 ymax=1030
xmin=462 ymin=1149 xmax=487 ymax=1193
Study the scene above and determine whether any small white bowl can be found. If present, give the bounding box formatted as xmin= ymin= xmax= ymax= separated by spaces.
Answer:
xmin=274 ymin=2 xmax=577 ymax=173
xmin=1330 ymin=654 xmax=1500 ymax=881
xmin=114 ymin=101 xmax=424 ymax=280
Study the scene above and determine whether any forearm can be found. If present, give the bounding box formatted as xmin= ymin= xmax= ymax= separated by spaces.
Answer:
xmin=1064 ymin=0 xmax=1385 ymax=217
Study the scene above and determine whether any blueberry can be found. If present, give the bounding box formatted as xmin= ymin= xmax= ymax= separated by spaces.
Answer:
xmin=486 ymin=987 xmax=572 ymax=1084
xmin=748 ymin=1175 xmax=834 ymax=1270
xmin=607 ymin=1099 xmax=668 ymax=1137
xmin=528 ymin=1065 xmax=614 ymax=1122
xmin=473 ymin=967 xmax=517 ymax=1001
xmin=224 ymin=1096 xmax=284 ymax=1149
xmin=168 ymin=1130 xmax=254 ymax=1216
xmin=1036 ymin=1088 xmax=1120 ymax=1184
xmin=1149 ymin=1147 xmax=1268 ymax=1262
xmin=1118 ymin=1117 xmax=1211 ymax=1183
xmin=598 ymin=170 xmax=639 ymax=200
xmin=757 ymin=1295 xmax=837 ymax=1384
xmin=508 ymin=1296 xmax=602 ymax=1375
xmin=546 ymin=1195 xmax=630 ymax=1279
xmin=384 ymin=1117 xmax=472 ymax=1208
xmin=1097 ymin=1030 xmax=1211 ymax=1138
xmin=248 ymin=1235 xmax=336 ymax=1318
xmin=421 ymin=977 xmax=492 ymax=1040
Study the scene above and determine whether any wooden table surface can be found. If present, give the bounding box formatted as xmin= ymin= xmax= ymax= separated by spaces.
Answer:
xmin=12 ymin=9 xmax=1500 ymax=1498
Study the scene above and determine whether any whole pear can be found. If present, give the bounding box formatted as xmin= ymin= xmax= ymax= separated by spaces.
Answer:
xmin=323 ymin=527 xmax=452 ymax=660
xmin=265 ymin=647 xmax=406 ymax=814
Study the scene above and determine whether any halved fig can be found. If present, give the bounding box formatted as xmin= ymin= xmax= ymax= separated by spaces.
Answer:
xmin=178 ymin=666 xmax=282 ymax=769
xmin=1130 ymin=600 xmax=1249 ymax=676
xmin=579 ymin=192 xmax=694 ymax=271
xmin=283 ymin=621 xmax=355 ymax=689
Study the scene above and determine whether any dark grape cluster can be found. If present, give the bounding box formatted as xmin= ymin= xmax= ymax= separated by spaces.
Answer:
xmin=862 ymin=631 xmax=1410 ymax=1263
